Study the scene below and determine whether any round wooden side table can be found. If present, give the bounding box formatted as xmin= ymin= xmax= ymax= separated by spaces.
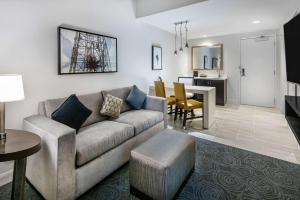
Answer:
xmin=0 ymin=129 xmax=41 ymax=200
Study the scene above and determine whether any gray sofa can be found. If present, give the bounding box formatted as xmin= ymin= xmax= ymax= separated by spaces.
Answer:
xmin=23 ymin=86 xmax=167 ymax=200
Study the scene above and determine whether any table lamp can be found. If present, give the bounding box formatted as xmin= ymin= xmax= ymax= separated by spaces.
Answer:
xmin=0 ymin=75 xmax=24 ymax=140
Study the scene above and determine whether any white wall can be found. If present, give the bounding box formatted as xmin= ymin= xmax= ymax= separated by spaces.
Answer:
xmin=277 ymin=28 xmax=286 ymax=113
xmin=0 ymin=0 xmax=183 ymax=130
xmin=180 ymin=29 xmax=279 ymax=105
xmin=0 ymin=0 xmax=185 ymax=185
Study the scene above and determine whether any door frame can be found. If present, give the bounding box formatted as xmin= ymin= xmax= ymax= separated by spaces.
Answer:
xmin=239 ymin=35 xmax=277 ymax=107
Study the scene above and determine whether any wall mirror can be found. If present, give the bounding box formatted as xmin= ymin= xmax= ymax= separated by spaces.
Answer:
xmin=192 ymin=44 xmax=223 ymax=70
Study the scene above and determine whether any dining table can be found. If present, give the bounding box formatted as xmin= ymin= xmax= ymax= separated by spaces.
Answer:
xmin=149 ymin=85 xmax=216 ymax=129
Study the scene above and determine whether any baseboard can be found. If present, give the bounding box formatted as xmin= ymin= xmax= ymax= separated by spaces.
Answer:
xmin=0 ymin=169 xmax=13 ymax=187
xmin=226 ymin=98 xmax=239 ymax=105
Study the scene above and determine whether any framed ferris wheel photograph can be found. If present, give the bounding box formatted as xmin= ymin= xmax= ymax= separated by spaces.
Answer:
xmin=58 ymin=26 xmax=117 ymax=75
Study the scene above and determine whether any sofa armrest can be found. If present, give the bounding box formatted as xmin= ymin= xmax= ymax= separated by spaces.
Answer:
xmin=23 ymin=115 xmax=76 ymax=200
xmin=144 ymin=96 xmax=168 ymax=128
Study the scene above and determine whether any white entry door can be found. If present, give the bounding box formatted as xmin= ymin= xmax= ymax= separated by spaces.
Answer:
xmin=240 ymin=36 xmax=275 ymax=107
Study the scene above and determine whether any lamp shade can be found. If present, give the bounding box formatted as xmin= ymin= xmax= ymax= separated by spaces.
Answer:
xmin=0 ymin=74 xmax=24 ymax=102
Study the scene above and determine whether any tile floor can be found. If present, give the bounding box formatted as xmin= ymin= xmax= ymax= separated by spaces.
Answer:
xmin=169 ymin=104 xmax=300 ymax=164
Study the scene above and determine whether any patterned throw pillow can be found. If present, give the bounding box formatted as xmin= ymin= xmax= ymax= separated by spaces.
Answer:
xmin=100 ymin=94 xmax=123 ymax=118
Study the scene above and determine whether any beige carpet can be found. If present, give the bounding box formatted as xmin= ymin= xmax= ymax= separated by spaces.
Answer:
xmin=169 ymin=104 xmax=300 ymax=164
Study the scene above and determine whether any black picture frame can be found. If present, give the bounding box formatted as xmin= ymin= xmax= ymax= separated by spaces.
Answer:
xmin=203 ymin=55 xmax=208 ymax=69
xmin=212 ymin=57 xmax=218 ymax=69
xmin=152 ymin=45 xmax=162 ymax=70
xmin=58 ymin=26 xmax=118 ymax=75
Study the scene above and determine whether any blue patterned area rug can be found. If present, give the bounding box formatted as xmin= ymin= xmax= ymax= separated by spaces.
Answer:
xmin=1 ymin=138 xmax=300 ymax=200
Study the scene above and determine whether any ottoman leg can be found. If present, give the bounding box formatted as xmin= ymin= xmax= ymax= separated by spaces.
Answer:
xmin=130 ymin=186 xmax=153 ymax=200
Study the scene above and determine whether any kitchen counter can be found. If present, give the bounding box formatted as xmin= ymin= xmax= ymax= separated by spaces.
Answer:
xmin=194 ymin=77 xmax=228 ymax=106
xmin=194 ymin=76 xmax=228 ymax=81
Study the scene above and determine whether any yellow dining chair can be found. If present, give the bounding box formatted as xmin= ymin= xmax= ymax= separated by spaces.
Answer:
xmin=173 ymin=82 xmax=203 ymax=129
xmin=154 ymin=81 xmax=176 ymax=114
xmin=178 ymin=76 xmax=195 ymax=99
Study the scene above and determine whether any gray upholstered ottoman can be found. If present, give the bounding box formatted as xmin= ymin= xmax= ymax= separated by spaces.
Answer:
xmin=129 ymin=129 xmax=195 ymax=200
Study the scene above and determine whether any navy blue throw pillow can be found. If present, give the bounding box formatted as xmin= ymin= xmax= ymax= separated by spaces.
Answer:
xmin=126 ymin=85 xmax=147 ymax=110
xmin=51 ymin=94 xmax=92 ymax=132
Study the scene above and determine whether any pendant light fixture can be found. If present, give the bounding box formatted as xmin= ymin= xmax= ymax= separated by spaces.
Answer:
xmin=174 ymin=24 xmax=178 ymax=56
xmin=173 ymin=20 xmax=189 ymax=55
xmin=179 ymin=23 xmax=183 ymax=52
xmin=185 ymin=21 xmax=189 ymax=48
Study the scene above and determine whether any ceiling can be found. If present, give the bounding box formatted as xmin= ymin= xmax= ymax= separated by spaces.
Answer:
xmin=137 ymin=0 xmax=298 ymax=39
xmin=135 ymin=0 xmax=207 ymax=18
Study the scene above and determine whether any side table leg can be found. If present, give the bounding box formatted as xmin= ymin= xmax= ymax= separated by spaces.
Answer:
xmin=11 ymin=158 xmax=27 ymax=200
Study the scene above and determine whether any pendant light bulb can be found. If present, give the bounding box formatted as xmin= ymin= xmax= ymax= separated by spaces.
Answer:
xmin=179 ymin=22 xmax=183 ymax=51
xmin=174 ymin=24 xmax=178 ymax=56
xmin=185 ymin=21 xmax=189 ymax=48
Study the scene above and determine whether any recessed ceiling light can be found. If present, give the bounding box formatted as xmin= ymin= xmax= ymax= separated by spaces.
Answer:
xmin=252 ymin=20 xmax=261 ymax=24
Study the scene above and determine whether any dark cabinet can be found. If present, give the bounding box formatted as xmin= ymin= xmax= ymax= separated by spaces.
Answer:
xmin=285 ymin=96 xmax=300 ymax=145
xmin=194 ymin=79 xmax=227 ymax=106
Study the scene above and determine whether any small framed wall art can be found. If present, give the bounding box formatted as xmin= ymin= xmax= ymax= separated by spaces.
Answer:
xmin=152 ymin=45 xmax=162 ymax=70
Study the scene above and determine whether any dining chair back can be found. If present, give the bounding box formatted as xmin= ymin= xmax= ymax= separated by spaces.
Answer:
xmin=154 ymin=81 xmax=166 ymax=98
xmin=173 ymin=82 xmax=187 ymax=108
xmin=154 ymin=81 xmax=176 ymax=114
xmin=178 ymin=77 xmax=194 ymax=99
xmin=173 ymin=82 xmax=203 ymax=129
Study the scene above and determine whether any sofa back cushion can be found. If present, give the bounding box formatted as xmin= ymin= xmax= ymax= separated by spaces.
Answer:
xmin=101 ymin=86 xmax=133 ymax=113
xmin=44 ymin=92 xmax=107 ymax=127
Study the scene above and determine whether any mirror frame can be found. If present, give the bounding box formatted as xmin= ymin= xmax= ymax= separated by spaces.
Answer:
xmin=191 ymin=44 xmax=223 ymax=70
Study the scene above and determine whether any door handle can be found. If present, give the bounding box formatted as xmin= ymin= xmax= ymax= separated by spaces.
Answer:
xmin=241 ymin=68 xmax=246 ymax=76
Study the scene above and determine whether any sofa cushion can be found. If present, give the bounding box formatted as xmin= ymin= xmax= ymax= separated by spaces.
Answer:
xmin=44 ymin=92 xmax=107 ymax=127
xmin=51 ymin=94 xmax=92 ymax=132
xmin=111 ymin=110 xmax=163 ymax=135
xmin=76 ymin=121 xmax=134 ymax=167
xmin=102 ymin=86 xmax=132 ymax=113
xmin=126 ymin=85 xmax=147 ymax=110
